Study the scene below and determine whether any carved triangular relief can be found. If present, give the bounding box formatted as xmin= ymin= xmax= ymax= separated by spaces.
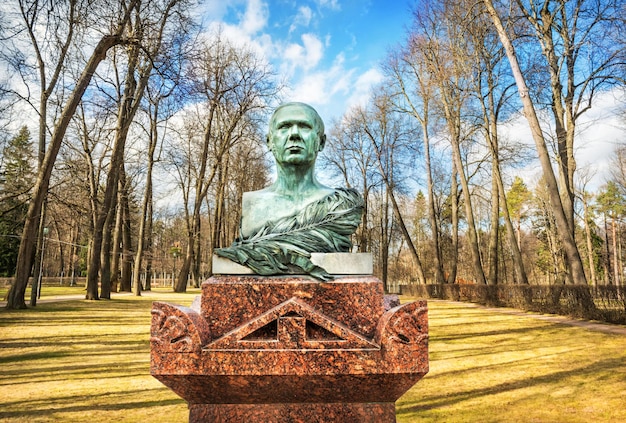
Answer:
xmin=204 ymin=298 xmax=379 ymax=351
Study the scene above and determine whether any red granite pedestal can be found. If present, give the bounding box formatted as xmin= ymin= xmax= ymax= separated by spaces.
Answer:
xmin=151 ymin=275 xmax=428 ymax=423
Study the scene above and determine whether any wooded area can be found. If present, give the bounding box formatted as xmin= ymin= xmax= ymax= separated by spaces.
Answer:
xmin=1 ymin=0 xmax=625 ymax=309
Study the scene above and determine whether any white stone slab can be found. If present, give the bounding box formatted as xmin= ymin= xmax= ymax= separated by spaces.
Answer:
xmin=212 ymin=252 xmax=373 ymax=275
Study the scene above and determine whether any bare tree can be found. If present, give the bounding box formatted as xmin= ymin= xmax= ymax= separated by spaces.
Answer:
xmin=85 ymin=0 xmax=190 ymax=300
xmin=355 ymin=93 xmax=427 ymax=285
xmin=323 ymin=115 xmax=379 ymax=253
xmin=577 ymin=167 xmax=599 ymax=287
xmin=3 ymin=1 xmax=88 ymax=305
xmin=170 ymin=31 xmax=279 ymax=292
xmin=385 ymin=35 xmax=447 ymax=284
xmin=483 ymin=0 xmax=588 ymax=285
xmin=6 ymin=0 xmax=141 ymax=309
xmin=412 ymin=1 xmax=488 ymax=284
xmin=512 ymin=0 xmax=626 ymax=243
xmin=462 ymin=1 xmax=529 ymax=284
xmin=131 ymin=58 xmax=182 ymax=296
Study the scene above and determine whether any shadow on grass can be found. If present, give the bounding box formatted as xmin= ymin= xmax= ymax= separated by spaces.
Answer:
xmin=433 ymin=322 xmax=564 ymax=342
xmin=397 ymin=356 xmax=625 ymax=416
xmin=0 ymin=361 xmax=150 ymax=385
xmin=0 ymin=388 xmax=185 ymax=419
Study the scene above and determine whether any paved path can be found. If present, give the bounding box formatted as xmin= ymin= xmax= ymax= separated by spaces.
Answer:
xmin=432 ymin=299 xmax=626 ymax=336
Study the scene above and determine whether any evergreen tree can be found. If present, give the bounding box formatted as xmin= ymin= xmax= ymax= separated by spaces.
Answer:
xmin=0 ymin=127 xmax=35 ymax=276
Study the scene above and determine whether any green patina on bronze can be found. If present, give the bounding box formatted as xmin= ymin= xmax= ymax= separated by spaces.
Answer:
xmin=216 ymin=102 xmax=364 ymax=280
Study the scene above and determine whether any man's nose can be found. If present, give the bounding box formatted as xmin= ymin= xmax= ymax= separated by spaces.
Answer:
xmin=288 ymin=124 xmax=301 ymax=138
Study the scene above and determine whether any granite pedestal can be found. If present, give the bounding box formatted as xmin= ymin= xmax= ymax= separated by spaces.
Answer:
xmin=151 ymin=258 xmax=428 ymax=422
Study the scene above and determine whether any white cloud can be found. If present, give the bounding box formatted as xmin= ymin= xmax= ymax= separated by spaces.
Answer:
xmin=291 ymin=73 xmax=328 ymax=104
xmin=315 ymin=0 xmax=341 ymax=11
xmin=240 ymin=0 xmax=269 ymax=34
xmin=282 ymin=33 xmax=324 ymax=73
xmin=575 ymin=90 xmax=626 ymax=189
xmin=301 ymin=34 xmax=324 ymax=68
xmin=285 ymin=54 xmax=355 ymax=107
xmin=203 ymin=0 xmax=273 ymax=60
xmin=289 ymin=6 xmax=314 ymax=34
xmin=498 ymin=89 xmax=626 ymax=192
xmin=193 ymin=0 xmax=235 ymax=21
xmin=346 ymin=67 xmax=384 ymax=109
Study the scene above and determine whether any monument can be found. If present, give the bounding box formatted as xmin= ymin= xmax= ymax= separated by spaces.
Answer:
xmin=151 ymin=103 xmax=429 ymax=422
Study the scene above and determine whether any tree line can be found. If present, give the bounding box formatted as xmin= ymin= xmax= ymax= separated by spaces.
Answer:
xmin=1 ymin=0 xmax=625 ymax=309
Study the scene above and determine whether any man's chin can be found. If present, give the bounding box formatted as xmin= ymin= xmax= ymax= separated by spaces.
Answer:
xmin=281 ymin=155 xmax=313 ymax=165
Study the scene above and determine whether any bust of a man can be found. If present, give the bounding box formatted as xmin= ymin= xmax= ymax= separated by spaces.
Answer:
xmin=216 ymin=102 xmax=363 ymax=280
xmin=241 ymin=102 xmax=335 ymax=238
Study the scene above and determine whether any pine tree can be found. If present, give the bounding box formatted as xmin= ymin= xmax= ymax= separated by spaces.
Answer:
xmin=0 ymin=127 xmax=35 ymax=276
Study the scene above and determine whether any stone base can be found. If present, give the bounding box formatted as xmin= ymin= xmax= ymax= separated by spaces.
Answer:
xmin=151 ymin=275 xmax=428 ymax=422
xmin=212 ymin=252 xmax=373 ymax=275
xmin=189 ymin=402 xmax=396 ymax=423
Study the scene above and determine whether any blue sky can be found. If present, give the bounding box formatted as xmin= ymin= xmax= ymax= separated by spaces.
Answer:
xmin=196 ymin=0 xmax=414 ymax=124
xmin=194 ymin=0 xmax=623 ymax=191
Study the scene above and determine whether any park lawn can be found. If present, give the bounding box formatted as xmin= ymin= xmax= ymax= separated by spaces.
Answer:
xmin=0 ymin=293 xmax=624 ymax=422
xmin=0 ymin=285 xmax=88 ymax=300
xmin=397 ymin=300 xmax=626 ymax=423
xmin=0 ymin=290 xmax=199 ymax=423
xmin=0 ymin=285 xmax=180 ymax=301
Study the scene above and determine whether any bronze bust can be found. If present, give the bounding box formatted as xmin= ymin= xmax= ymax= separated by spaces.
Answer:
xmin=216 ymin=102 xmax=364 ymax=280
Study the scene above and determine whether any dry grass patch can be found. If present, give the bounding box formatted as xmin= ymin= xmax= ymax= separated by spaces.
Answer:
xmin=1 ymin=293 xmax=625 ymax=422
xmin=0 ymin=285 xmax=89 ymax=300
xmin=397 ymin=300 xmax=626 ymax=422
xmin=0 ymin=290 xmax=199 ymax=422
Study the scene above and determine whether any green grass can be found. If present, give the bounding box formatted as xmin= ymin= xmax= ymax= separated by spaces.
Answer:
xmin=1 ymin=294 xmax=625 ymax=422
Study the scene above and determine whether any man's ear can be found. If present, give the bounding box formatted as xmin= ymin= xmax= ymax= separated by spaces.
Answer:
xmin=266 ymin=133 xmax=272 ymax=150
xmin=318 ymin=133 xmax=327 ymax=151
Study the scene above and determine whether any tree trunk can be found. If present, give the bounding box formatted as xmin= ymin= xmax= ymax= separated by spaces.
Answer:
xmin=120 ymin=175 xmax=133 ymax=293
xmin=485 ymin=105 xmax=528 ymax=285
xmin=447 ymin=164 xmax=459 ymax=284
xmin=110 ymin=196 xmax=123 ymax=292
xmin=483 ymin=0 xmax=587 ymax=285
xmin=582 ymin=195 xmax=597 ymax=287
xmin=132 ymin=133 xmax=157 ymax=296
xmin=450 ymin=133 xmax=487 ymax=285
xmin=422 ymin=127 xmax=445 ymax=284
xmin=488 ymin=160 xmax=499 ymax=285
xmin=612 ymin=217 xmax=619 ymax=286
xmin=99 ymin=197 xmax=117 ymax=299
xmin=603 ymin=214 xmax=611 ymax=285
xmin=144 ymin=196 xmax=154 ymax=291
xmin=175 ymin=245 xmax=192 ymax=292
xmin=7 ymin=33 xmax=127 ymax=309
xmin=86 ymin=26 xmax=153 ymax=298
xmin=365 ymin=120 xmax=426 ymax=284
xmin=381 ymin=190 xmax=390 ymax=289
xmin=29 ymin=207 xmax=47 ymax=306
xmin=497 ymin=173 xmax=528 ymax=285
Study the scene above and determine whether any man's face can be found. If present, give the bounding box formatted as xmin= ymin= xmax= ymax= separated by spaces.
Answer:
xmin=268 ymin=105 xmax=325 ymax=166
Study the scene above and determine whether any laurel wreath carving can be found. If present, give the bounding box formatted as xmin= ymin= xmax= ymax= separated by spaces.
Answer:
xmin=215 ymin=188 xmax=364 ymax=281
